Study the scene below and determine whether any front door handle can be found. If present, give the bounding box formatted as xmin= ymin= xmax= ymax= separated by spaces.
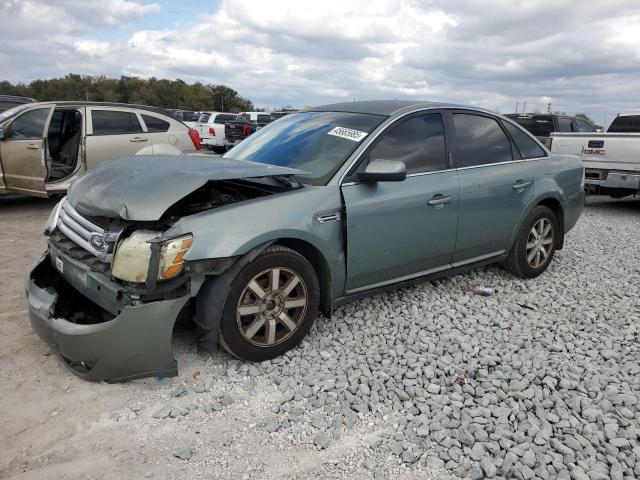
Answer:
xmin=512 ymin=180 xmax=532 ymax=190
xmin=130 ymin=137 xmax=148 ymax=142
xmin=27 ymin=144 xmax=40 ymax=150
xmin=428 ymin=195 xmax=453 ymax=207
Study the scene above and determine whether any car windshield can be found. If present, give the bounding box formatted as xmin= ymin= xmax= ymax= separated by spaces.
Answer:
xmin=223 ymin=111 xmax=385 ymax=185
xmin=0 ymin=104 xmax=30 ymax=123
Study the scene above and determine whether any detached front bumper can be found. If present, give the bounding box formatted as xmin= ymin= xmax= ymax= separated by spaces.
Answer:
xmin=27 ymin=252 xmax=190 ymax=382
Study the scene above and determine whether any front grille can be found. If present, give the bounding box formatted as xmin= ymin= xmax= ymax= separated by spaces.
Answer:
xmin=55 ymin=199 xmax=122 ymax=263
xmin=48 ymin=230 xmax=110 ymax=274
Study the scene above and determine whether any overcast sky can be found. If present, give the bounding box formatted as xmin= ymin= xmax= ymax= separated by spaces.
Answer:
xmin=3 ymin=0 xmax=640 ymax=126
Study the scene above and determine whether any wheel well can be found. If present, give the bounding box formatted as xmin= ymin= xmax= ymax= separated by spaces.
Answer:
xmin=275 ymin=238 xmax=332 ymax=317
xmin=537 ymin=198 xmax=565 ymax=249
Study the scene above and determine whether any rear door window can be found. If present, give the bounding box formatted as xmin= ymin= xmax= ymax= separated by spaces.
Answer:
xmin=9 ymin=108 xmax=50 ymax=139
xmin=452 ymin=113 xmax=512 ymax=167
xmin=503 ymin=121 xmax=546 ymax=159
xmin=142 ymin=114 xmax=170 ymax=133
xmin=369 ymin=113 xmax=446 ymax=174
xmin=92 ymin=110 xmax=143 ymax=135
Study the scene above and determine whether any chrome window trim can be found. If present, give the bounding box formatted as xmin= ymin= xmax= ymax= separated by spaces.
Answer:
xmin=334 ymin=106 xmax=551 ymax=186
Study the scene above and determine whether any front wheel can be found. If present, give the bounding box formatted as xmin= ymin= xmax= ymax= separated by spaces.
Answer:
xmin=504 ymin=205 xmax=559 ymax=278
xmin=217 ymin=245 xmax=320 ymax=361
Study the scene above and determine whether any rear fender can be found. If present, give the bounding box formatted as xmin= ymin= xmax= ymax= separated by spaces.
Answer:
xmin=136 ymin=143 xmax=184 ymax=156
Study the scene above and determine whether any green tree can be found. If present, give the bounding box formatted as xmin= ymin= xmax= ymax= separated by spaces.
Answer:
xmin=0 ymin=74 xmax=255 ymax=112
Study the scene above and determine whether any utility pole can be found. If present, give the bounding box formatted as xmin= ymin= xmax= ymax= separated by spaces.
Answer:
xmin=515 ymin=102 xmax=519 ymax=113
xmin=522 ymin=102 xmax=526 ymax=113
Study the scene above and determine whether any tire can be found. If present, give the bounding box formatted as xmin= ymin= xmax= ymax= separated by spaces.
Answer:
xmin=218 ymin=245 xmax=319 ymax=361
xmin=504 ymin=205 xmax=560 ymax=279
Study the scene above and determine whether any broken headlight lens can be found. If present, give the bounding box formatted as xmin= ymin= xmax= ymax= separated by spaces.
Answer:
xmin=111 ymin=232 xmax=193 ymax=283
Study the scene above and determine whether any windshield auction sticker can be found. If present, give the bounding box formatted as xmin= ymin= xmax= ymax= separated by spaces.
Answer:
xmin=327 ymin=126 xmax=368 ymax=142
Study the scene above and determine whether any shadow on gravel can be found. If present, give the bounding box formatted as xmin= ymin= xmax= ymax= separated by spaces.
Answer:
xmin=585 ymin=195 xmax=640 ymax=213
xmin=0 ymin=194 xmax=57 ymax=209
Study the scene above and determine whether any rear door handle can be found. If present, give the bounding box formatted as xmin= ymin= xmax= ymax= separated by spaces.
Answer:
xmin=130 ymin=136 xmax=148 ymax=142
xmin=27 ymin=144 xmax=40 ymax=150
xmin=428 ymin=195 xmax=453 ymax=207
xmin=512 ymin=180 xmax=532 ymax=190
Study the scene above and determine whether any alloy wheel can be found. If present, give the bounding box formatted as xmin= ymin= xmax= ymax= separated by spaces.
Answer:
xmin=236 ymin=267 xmax=308 ymax=347
xmin=526 ymin=218 xmax=554 ymax=269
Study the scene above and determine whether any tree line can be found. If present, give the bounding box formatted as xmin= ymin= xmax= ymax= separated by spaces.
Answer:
xmin=0 ymin=74 xmax=254 ymax=112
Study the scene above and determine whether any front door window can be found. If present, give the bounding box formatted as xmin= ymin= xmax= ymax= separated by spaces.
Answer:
xmin=9 ymin=108 xmax=49 ymax=139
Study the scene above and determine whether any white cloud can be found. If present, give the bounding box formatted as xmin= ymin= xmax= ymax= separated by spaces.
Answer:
xmin=3 ymin=0 xmax=640 ymax=124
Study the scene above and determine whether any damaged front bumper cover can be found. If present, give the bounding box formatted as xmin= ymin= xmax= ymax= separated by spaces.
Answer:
xmin=27 ymin=252 xmax=190 ymax=382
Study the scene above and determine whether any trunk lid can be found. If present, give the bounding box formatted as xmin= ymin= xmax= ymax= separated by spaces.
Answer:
xmin=67 ymin=155 xmax=303 ymax=221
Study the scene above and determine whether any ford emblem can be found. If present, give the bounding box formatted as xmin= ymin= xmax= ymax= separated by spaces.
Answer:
xmin=89 ymin=233 xmax=109 ymax=252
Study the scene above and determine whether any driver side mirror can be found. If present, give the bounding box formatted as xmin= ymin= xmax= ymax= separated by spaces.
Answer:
xmin=356 ymin=159 xmax=406 ymax=183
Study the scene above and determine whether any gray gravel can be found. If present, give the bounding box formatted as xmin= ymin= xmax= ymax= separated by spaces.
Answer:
xmin=3 ymin=196 xmax=639 ymax=480
xmin=146 ymin=196 xmax=638 ymax=479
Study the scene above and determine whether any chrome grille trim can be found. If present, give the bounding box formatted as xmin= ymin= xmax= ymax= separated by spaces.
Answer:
xmin=55 ymin=198 xmax=120 ymax=263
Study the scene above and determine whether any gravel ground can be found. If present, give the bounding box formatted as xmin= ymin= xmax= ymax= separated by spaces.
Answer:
xmin=1 ymin=194 xmax=639 ymax=480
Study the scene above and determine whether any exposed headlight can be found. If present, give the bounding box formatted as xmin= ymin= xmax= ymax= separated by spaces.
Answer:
xmin=111 ymin=231 xmax=193 ymax=283
xmin=44 ymin=199 xmax=63 ymax=235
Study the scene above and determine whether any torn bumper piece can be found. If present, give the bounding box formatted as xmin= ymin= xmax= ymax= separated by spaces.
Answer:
xmin=27 ymin=253 xmax=190 ymax=382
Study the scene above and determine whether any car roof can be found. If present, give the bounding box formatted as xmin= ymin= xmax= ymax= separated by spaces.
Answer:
xmin=309 ymin=100 xmax=475 ymax=116
xmin=25 ymin=101 xmax=172 ymax=116
xmin=617 ymin=112 xmax=640 ymax=117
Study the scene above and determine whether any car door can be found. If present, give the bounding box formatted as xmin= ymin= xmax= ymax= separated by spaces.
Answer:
xmin=85 ymin=108 xmax=150 ymax=169
xmin=449 ymin=111 xmax=535 ymax=263
xmin=341 ymin=112 xmax=461 ymax=292
xmin=0 ymin=106 xmax=53 ymax=196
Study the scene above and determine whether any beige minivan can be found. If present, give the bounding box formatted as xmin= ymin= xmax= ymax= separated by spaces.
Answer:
xmin=0 ymin=101 xmax=201 ymax=197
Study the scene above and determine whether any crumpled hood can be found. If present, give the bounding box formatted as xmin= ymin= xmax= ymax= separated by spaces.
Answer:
xmin=67 ymin=155 xmax=304 ymax=221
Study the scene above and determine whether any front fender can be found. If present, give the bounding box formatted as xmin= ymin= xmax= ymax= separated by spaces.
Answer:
xmin=163 ymin=185 xmax=346 ymax=297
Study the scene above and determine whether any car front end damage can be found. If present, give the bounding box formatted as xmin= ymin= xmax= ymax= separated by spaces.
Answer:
xmin=27 ymin=198 xmax=199 ymax=382
xmin=26 ymin=157 xmax=306 ymax=382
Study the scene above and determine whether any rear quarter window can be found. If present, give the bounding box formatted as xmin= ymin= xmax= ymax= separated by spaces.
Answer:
xmin=92 ymin=110 xmax=143 ymax=135
xmin=503 ymin=121 xmax=546 ymax=159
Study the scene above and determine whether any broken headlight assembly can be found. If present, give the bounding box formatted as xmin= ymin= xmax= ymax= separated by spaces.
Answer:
xmin=111 ymin=231 xmax=193 ymax=283
xmin=44 ymin=199 xmax=63 ymax=235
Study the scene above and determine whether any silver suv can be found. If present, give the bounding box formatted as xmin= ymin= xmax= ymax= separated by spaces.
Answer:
xmin=0 ymin=101 xmax=201 ymax=198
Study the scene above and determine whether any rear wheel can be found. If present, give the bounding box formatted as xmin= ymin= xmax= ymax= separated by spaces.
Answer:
xmin=218 ymin=245 xmax=319 ymax=361
xmin=505 ymin=206 xmax=559 ymax=278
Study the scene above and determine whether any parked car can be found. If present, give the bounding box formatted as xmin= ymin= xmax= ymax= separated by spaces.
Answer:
xmin=550 ymin=130 xmax=640 ymax=198
xmin=0 ymin=94 xmax=36 ymax=113
xmin=607 ymin=112 xmax=640 ymax=133
xmin=27 ymin=100 xmax=584 ymax=381
xmin=224 ymin=111 xmax=275 ymax=148
xmin=0 ymin=101 xmax=200 ymax=197
xmin=505 ymin=113 xmax=597 ymax=145
xmin=194 ymin=111 xmax=237 ymax=152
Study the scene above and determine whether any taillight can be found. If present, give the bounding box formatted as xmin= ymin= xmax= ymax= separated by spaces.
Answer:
xmin=242 ymin=124 xmax=251 ymax=136
xmin=209 ymin=127 xmax=215 ymax=136
xmin=188 ymin=129 xmax=201 ymax=150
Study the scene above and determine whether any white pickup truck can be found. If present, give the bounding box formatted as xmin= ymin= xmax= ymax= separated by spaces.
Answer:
xmin=550 ymin=119 xmax=640 ymax=198
xmin=194 ymin=112 xmax=237 ymax=152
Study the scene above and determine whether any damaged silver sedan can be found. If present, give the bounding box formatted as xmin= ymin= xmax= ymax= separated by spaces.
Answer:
xmin=27 ymin=101 xmax=584 ymax=381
